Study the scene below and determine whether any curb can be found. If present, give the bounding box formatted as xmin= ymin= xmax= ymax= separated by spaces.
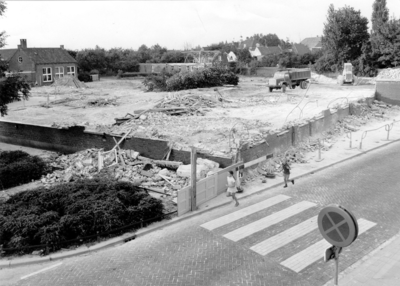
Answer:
xmin=1 ymin=138 xmax=400 ymax=268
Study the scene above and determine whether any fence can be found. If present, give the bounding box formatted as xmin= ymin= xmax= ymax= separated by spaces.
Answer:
xmin=177 ymin=162 xmax=243 ymax=216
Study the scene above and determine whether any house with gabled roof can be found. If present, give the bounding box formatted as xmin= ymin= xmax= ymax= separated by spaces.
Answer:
xmin=0 ymin=39 xmax=77 ymax=86
xmin=250 ymin=46 xmax=283 ymax=60
xmin=238 ymin=37 xmax=261 ymax=50
xmin=292 ymin=43 xmax=311 ymax=56
xmin=300 ymin=37 xmax=322 ymax=52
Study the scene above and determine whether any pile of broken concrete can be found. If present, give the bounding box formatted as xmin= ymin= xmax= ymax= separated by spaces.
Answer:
xmin=41 ymin=148 xmax=221 ymax=203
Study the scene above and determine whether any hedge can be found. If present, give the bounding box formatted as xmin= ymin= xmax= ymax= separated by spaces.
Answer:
xmin=0 ymin=177 xmax=164 ymax=255
xmin=0 ymin=151 xmax=49 ymax=190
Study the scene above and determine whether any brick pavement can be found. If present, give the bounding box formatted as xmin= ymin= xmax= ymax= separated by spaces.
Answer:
xmin=3 ymin=140 xmax=400 ymax=286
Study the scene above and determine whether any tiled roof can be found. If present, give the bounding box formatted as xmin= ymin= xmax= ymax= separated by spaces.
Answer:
xmin=292 ymin=43 xmax=311 ymax=55
xmin=0 ymin=49 xmax=17 ymax=61
xmin=239 ymin=38 xmax=259 ymax=49
xmin=23 ymin=48 xmax=77 ymax=64
xmin=300 ymin=37 xmax=322 ymax=50
xmin=257 ymin=46 xmax=282 ymax=56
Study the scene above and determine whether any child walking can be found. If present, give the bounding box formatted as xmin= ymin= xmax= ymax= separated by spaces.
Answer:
xmin=281 ymin=158 xmax=294 ymax=188
xmin=226 ymin=170 xmax=239 ymax=207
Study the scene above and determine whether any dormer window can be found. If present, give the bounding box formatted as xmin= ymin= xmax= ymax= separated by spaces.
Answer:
xmin=18 ymin=56 xmax=23 ymax=63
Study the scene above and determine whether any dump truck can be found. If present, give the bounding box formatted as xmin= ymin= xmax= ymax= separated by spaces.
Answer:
xmin=268 ymin=68 xmax=311 ymax=92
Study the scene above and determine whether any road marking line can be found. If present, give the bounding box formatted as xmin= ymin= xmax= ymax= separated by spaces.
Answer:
xmin=250 ymin=215 xmax=318 ymax=256
xmin=20 ymin=262 xmax=63 ymax=280
xmin=200 ymin=194 xmax=291 ymax=231
xmin=223 ymin=201 xmax=316 ymax=242
xmin=280 ymin=218 xmax=376 ymax=273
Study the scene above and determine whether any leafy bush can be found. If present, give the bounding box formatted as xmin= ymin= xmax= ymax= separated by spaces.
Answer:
xmin=78 ymin=72 xmax=92 ymax=83
xmin=0 ymin=151 xmax=49 ymax=190
xmin=0 ymin=178 xmax=164 ymax=255
xmin=142 ymin=66 xmax=238 ymax=92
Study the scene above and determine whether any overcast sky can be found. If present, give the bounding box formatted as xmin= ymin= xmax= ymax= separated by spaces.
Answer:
xmin=1 ymin=0 xmax=400 ymax=51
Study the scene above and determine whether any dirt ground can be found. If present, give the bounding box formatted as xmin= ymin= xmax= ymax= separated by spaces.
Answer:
xmin=1 ymin=75 xmax=376 ymax=154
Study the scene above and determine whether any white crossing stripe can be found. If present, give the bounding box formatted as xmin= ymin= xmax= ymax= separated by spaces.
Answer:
xmin=280 ymin=218 xmax=377 ymax=273
xmin=250 ymin=216 xmax=318 ymax=256
xmin=223 ymin=201 xmax=316 ymax=242
xmin=201 ymin=194 xmax=291 ymax=231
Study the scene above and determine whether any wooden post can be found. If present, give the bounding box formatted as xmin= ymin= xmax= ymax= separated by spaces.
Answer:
xmin=190 ymin=146 xmax=197 ymax=211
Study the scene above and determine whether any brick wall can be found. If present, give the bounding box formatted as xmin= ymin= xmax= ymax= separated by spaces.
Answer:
xmin=9 ymin=50 xmax=35 ymax=72
xmin=36 ymin=63 xmax=77 ymax=86
xmin=0 ymin=121 xmax=233 ymax=167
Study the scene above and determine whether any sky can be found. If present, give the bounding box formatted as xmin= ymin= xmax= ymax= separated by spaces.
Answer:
xmin=1 ymin=0 xmax=400 ymax=51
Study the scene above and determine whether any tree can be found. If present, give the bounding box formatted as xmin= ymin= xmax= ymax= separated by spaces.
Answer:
xmin=371 ymin=0 xmax=389 ymax=36
xmin=0 ymin=1 xmax=31 ymax=117
xmin=76 ymin=46 xmax=107 ymax=73
xmin=322 ymin=5 xmax=369 ymax=66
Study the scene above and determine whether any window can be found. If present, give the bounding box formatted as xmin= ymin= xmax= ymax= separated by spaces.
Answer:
xmin=18 ymin=56 xmax=23 ymax=63
xmin=42 ymin=67 xmax=52 ymax=82
xmin=55 ymin=67 xmax=64 ymax=78
xmin=67 ymin=66 xmax=75 ymax=76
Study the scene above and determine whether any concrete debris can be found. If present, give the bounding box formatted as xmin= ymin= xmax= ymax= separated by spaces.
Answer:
xmin=41 ymin=148 xmax=220 ymax=204
xmin=87 ymin=97 xmax=118 ymax=107
xmin=376 ymin=68 xmax=400 ymax=80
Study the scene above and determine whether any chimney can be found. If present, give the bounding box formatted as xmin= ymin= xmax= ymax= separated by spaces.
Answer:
xmin=60 ymin=45 xmax=64 ymax=49
xmin=20 ymin=39 xmax=27 ymax=49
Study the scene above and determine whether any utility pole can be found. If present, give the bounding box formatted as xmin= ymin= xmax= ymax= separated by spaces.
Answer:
xmin=190 ymin=146 xmax=197 ymax=211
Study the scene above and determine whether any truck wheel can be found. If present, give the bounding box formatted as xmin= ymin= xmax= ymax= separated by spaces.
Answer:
xmin=292 ymin=85 xmax=296 ymax=89
xmin=269 ymin=87 xmax=273 ymax=93
xmin=300 ymin=81 xmax=308 ymax=89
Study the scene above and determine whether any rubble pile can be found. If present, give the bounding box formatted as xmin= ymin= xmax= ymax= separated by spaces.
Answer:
xmin=87 ymin=97 xmax=118 ymax=107
xmin=377 ymin=68 xmax=400 ymax=80
xmin=40 ymin=148 xmax=222 ymax=204
xmin=103 ymin=114 xmax=272 ymax=155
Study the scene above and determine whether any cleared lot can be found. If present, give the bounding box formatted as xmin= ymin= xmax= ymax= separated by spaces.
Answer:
xmin=2 ymin=75 xmax=375 ymax=154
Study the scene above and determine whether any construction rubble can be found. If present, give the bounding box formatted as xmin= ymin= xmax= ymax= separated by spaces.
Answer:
xmin=40 ymin=147 xmax=221 ymax=206
xmin=377 ymin=68 xmax=400 ymax=80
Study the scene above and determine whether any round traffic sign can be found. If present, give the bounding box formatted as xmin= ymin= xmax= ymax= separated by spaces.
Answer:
xmin=318 ymin=205 xmax=358 ymax=247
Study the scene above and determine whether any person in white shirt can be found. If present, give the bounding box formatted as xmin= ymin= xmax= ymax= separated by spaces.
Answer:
xmin=226 ymin=170 xmax=239 ymax=207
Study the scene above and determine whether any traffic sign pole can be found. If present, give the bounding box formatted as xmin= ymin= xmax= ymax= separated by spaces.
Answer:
xmin=334 ymin=249 xmax=339 ymax=285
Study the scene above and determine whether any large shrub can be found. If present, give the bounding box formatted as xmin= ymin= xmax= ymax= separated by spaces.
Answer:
xmin=0 ymin=151 xmax=48 ymax=190
xmin=0 ymin=178 xmax=164 ymax=255
xmin=165 ymin=66 xmax=238 ymax=91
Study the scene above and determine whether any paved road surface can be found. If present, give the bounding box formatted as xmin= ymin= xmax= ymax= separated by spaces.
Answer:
xmin=4 ymin=141 xmax=400 ymax=286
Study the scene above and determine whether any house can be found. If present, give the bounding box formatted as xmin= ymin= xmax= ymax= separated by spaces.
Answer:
xmin=300 ymin=37 xmax=322 ymax=52
xmin=0 ymin=39 xmax=77 ymax=86
xmin=250 ymin=46 xmax=283 ymax=60
xmin=238 ymin=37 xmax=261 ymax=50
xmin=227 ymin=51 xmax=237 ymax=62
xmin=292 ymin=43 xmax=311 ymax=56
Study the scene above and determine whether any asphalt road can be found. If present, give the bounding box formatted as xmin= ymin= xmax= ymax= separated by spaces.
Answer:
xmin=3 ymin=140 xmax=400 ymax=286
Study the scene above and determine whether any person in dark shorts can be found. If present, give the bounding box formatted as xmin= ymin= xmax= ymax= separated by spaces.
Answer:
xmin=281 ymin=158 xmax=294 ymax=188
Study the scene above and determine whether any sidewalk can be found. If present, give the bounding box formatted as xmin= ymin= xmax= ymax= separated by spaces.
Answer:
xmin=324 ymin=232 xmax=400 ymax=286
xmin=2 ymin=113 xmax=400 ymax=269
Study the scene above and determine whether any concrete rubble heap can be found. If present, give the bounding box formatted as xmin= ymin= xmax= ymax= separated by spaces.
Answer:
xmin=377 ymin=68 xmax=400 ymax=80
xmin=41 ymin=148 xmax=221 ymax=203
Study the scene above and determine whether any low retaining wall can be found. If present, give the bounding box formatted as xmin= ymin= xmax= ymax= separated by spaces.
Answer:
xmin=239 ymin=99 xmax=374 ymax=164
xmin=376 ymin=79 xmax=400 ymax=105
xmin=0 ymin=120 xmax=233 ymax=167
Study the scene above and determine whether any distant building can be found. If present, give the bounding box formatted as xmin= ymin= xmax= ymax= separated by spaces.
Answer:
xmin=292 ymin=43 xmax=311 ymax=56
xmin=300 ymin=37 xmax=322 ymax=52
xmin=0 ymin=39 xmax=77 ymax=86
xmin=251 ymin=46 xmax=283 ymax=60
xmin=227 ymin=51 xmax=237 ymax=62
xmin=238 ymin=37 xmax=261 ymax=50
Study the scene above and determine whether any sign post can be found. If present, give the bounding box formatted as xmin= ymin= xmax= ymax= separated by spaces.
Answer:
xmin=318 ymin=205 xmax=359 ymax=286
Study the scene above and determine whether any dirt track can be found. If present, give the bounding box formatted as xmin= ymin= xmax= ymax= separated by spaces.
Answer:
xmin=1 ymin=75 xmax=376 ymax=153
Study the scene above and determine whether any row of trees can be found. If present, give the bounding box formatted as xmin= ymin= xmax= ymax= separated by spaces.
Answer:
xmin=316 ymin=0 xmax=400 ymax=76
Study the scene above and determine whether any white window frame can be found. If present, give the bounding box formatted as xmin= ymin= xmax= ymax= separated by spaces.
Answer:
xmin=55 ymin=66 xmax=64 ymax=78
xmin=42 ymin=67 xmax=52 ymax=82
xmin=18 ymin=56 xmax=23 ymax=63
xmin=67 ymin=66 xmax=75 ymax=76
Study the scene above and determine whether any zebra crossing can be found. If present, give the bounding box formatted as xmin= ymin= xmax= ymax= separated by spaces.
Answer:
xmin=200 ymin=194 xmax=377 ymax=273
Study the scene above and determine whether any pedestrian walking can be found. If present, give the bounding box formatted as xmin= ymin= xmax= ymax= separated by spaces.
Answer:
xmin=226 ymin=170 xmax=239 ymax=207
xmin=281 ymin=158 xmax=294 ymax=188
